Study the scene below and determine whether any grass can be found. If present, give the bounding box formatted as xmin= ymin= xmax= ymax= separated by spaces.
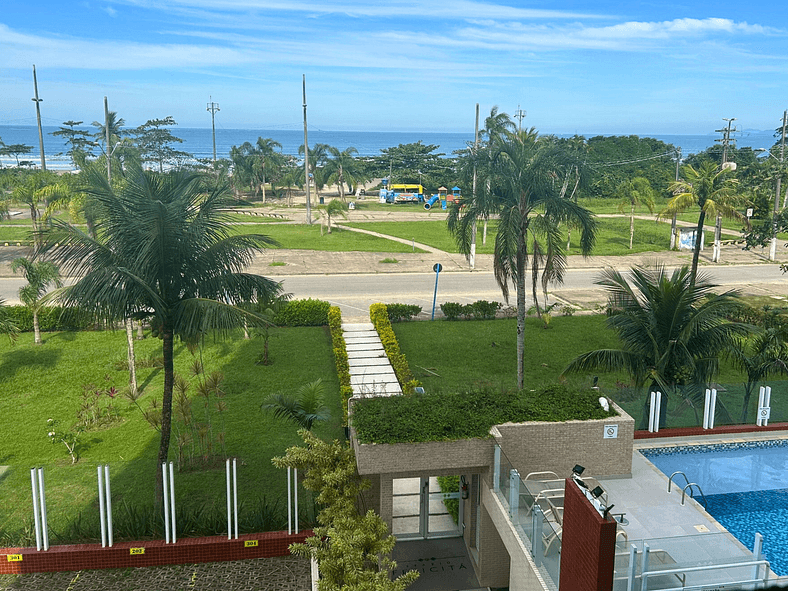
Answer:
xmin=391 ymin=315 xmax=788 ymax=430
xmin=0 ymin=326 xmax=343 ymax=542
xmin=379 ymin=258 xmax=399 ymax=264
xmin=230 ymin=223 xmax=427 ymax=253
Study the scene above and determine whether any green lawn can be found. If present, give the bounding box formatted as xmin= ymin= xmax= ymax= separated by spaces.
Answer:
xmin=230 ymin=223 xmax=427 ymax=253
xmin=0 ymin=326 xmax=343 ymax=543
xmin=392 ymin=315 xmax=788 ymax=430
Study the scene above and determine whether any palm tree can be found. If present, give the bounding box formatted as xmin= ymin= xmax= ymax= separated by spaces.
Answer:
xmin=660 ymin=161 xmax=740 ymax=284
xmin=324 ymin=147 xmax=365 ymax=201
xmin=299 ymin=142 xmax=330 ymax=201
xmin=450 ymin=127 xmax=596 ymax=389
xmin=322 ymin=199 xmax=348 ymax=234
xmin=261 ymin=379 xmax=330 ymax=431
xmin=11 ymin=173 xmax=72 ymax=241
xmin=11 ymin=257 xmax=62 ymax=345
xmin=0 ymin=298 xmax=19 ymax=342
xmin=616 ymin=176 xmax=655 ymax=249
xmin=92 ymin=111 xmax=125 ymax=155
xmin=563 ymin=265 xmax=749 ymax=428
xmin=255 ymin=137 xmax=284 ymax=203
xmin=36 ymin=162 xmax=281 ymax=501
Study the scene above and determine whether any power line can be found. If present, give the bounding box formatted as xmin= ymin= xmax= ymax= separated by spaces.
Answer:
xmin=588 ymin=149 xmax=678 ymax=168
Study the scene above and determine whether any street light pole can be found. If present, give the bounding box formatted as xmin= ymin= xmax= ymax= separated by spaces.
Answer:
xmin=207 ymin=97 xmax=220 ymax=164
xmin=770 ymin=110 xmax=787 ymax=261
xmin=32 ymin=65 xmax=47 ymax=172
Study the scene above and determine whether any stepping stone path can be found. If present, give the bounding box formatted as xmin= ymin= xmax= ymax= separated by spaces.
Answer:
xmin=342 ymin=322 xmax=401 ymax=397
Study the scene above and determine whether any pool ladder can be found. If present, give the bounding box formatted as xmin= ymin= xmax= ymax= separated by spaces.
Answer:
xmin=668 ymin=471 xmax=708 ymax=508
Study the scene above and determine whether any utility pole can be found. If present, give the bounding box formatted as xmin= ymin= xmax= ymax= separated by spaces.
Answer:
xmin=207 ymin=97 xmax=220 ymax=164
xmin=31 ymin=65 xmax=47 ymax=172
xmin=470 ymin=103 xmax=479 ymax=269
xmin=770 ymin=110 xmax=787 ymax=261
xmin=514 ymin=105 xmax=527 ymax=131
xmin=104 ymin=97 xmax=112 ymax=182
xmin=713 ymin=118 xmax=737 ymax=262
xmin=302 ymin=75 xmax=312 ymax=224
xmin=670 ymin=147 xmax=681 ymax=250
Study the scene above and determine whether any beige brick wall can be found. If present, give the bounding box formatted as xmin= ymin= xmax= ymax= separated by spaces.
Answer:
xmin=493 ymin=401 xmax=635 ymax=479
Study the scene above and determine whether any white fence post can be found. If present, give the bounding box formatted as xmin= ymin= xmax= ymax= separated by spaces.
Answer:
xmin=294 ymin=468 xmax=299 ymax=535
xmin=31 ymin=468 xmax=42 ymax=551
xmin=226 ymin=459 xmax=232 ymax=540
xmin=162 ymin=463 xmax=170 ymax=543
xmin=37 ymin=468 xmax=49 ymax=551
xmin=757 ymin=386 xmax=772 ymax=427
xmin=98 ymin=465 xmax=107 ymax=547
xmin=287 ymin=466 xmax=292 ymax=535
xmin=232 ymin=458 xmax=238 ymax=539
xmin=104 ymin=465 xmax=113 ymax=547
xmin=648 ymin=392 xmax=662 ymax=433
xmin=169 ymin=462 xmax=176 ymax=544
xmin=703 ymin=389 xmax=717 ymax=429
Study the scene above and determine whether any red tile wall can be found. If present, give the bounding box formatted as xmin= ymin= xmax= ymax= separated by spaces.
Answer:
xmin=559 ymin=478 xmax=617 ymax=591
xmin=634 ymin=422 xmax=788 ymax=439
xmin=0 ymin=530 xmax=312 ymax=574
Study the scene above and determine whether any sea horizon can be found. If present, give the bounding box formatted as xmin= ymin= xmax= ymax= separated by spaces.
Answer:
xmin=0 ymin=125 xmax=778 ymax=171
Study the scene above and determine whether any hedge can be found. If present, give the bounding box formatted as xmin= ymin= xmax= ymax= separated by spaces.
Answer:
xmin=328 ymin=306 xmax=353 ymax=424
xmin=369 ymin=303 xmax=419 ymax=395
xmin=352 ymin=383 xmax=618 ymax=444
xmin=0 ymin=305 xmax=96 ymax=332
xmin=274 ymin=298 xmax=330 ymax=327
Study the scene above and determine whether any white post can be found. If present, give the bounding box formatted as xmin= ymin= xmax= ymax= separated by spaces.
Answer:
xmin=648 ymin=392 xmax=656 ymax=432
xmin=764 ymin=386 xmax=771 ymax=427
xmin=709 ymin=388 xmax=717 ymax=430
xmin=753 ymin=532 xmax=764 ymax=583
xmin=232 ymin=458 xmax=239 ymax=539
xmin=287 ymin=466 xmax=292 ymax=535
xmin=757 ymin=386 xmax=766 ymax=426
xmin=226 ymin=459 xmax=232 ymax=540
xmin=703 ymin=389 xmax=711 ymax=429
xmin=641 ymin=542 xmax=651 ymax=591
xmin=105 ymin=465 xmax=113 ymax=547
xmin=169 ymin=462 xmax=176 ymax=544
xmin=98 ymin=466 xmax=107 ymax=548
xmin=37 ymin=468 xmax=49 ymax=551
xmin=31 ymin=468 xmax=42 ymax=551
xmin=162 ymin=463 xmax=171 ymax=543
xmin=493 ymin=445 xmax=501 ymax=492
xmin=654 ymin=391 xmax=662 ymax=433
xmin=294 ymin=467 xmax=299 ymax=535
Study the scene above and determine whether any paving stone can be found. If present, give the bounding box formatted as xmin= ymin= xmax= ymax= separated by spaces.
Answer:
xmin=348 ymin=357 xmax=391 ymax=367
xmin=346 ymin=350 xmax=387 ymax=359
xmin=345 ymin=343 xmax=383 ymax=351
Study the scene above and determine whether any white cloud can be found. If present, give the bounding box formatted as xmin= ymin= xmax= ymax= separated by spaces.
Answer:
xmin=104 ymin=5 xmax=118 ymax=17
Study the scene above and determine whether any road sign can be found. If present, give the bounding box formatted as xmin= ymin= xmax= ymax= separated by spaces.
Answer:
xmin=433 ymin=263 xmax=443 ymax=273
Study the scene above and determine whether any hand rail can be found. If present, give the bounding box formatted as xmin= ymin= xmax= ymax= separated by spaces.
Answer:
xmin=681 ymin=482 xmax=708 ymax=508
xmin=668 ymin=470 xmax=690 ymax=493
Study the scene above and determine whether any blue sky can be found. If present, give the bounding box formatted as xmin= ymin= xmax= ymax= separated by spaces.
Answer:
xmin=2 ymin=0 xmax=787 ymax=134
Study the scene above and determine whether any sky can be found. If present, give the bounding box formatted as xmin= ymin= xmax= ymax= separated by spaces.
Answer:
xmin=2 ymin=0 xmax=788 ymax=134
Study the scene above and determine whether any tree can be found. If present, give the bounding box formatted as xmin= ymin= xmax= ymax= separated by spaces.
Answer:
xmin=450 ymin=126 xmax=596 ymax=389
xmin=229 ymin=141 xmax=257 ymax=198
xmin=255 ymin=137 xmax=285 ymax=203
xmin=92 ymin=111 xmax=125 ymax=154
xmin=660 ymin=161 xmax=741 ymax=284
xmin=374 ymin=141 xmax=451 ymax=187
xmin=299 ymin=142 xmax=330 ymax=200
xmin=36 ymin=162 xmax=282 ymax=501
xmin=1 ymin=144 xmax=34 ymax=167
xmin=131 ymin=117 xmax=192 ymax=173
xmin=51 ymin=121 xmax=96 ymax=167
xmin=272 ymin=431 xmax=418 ymax=591
xmin=261 ymin=379 xmax=331 ymax=431
xmin=322 ymin=199 xmax=348 ymax=234
xmin=0 ymin=298 xmax=19 ymax=342
xmin=616 ymin=176 xmax=656 ymax=249
xmin=11 ymin=258 xmax=62 ymax=345
xmin=324 ymin=146 xmax=365 ymax=201
xmin=11 ymin=172 xmax=72 ymax=238
xmin=563 ymin=265 xmax=750 ymax=428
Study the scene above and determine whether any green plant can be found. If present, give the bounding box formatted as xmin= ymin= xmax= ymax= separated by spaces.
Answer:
xmin=274 ymin=298 xmax=330 ymax=326
xmin=46 ymin=418 xmax=83 ymax=464
xmin=437 ymin=475 xmax=460 ymax=524
xmin=261 ymin=379 xmax=331 ymax=431
xmin=269 ymin=261 xmax=286 ymax=267
xmin=352 ymin=383 xmax=617 ymax=444
xmin=470 ymin=300 xmax=501 ymax=320
xmin=562 ymin=305 xmax=576 ymax=317
xmin=385 ymin=303 xmax=422 ymax=322
xmin=370 ymin=304 xmax=420 ymax=394
xmin=76 ymin=376 xmax=122 ymax=430
xmin=329 ymin=306 xmax=353 ymax=423
xmin=379 ymin=257 xmax=399 ymax=264
xmin=440 ymin=302 xmax=463 ymax=321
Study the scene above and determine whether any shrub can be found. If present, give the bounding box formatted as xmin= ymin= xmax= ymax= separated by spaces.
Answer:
xmin=440 ymin=302 xmax=464 ymax=321
xmin=369 ymin=304 xmax=420 ymax=394
xmin=329 ymin=306 xmax=353 ymax=424
xmin=0 ymin=305 xmax=96 ymax=332
xmin=470 ymin=300 xmax=500 ymax=320
xmin=352 ymin=383 xmax=617 ymax=444
xmin=274 ymin=298 xmax=330 ymax=326
xmin=385 ymin=303 xmax=422 ymax=322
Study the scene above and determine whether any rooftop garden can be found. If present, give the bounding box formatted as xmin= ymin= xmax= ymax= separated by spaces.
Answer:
xmin=351 ymin=383 xmax=617 ymax=444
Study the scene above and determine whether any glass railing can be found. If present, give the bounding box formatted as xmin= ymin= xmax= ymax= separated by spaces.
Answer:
xmin=605 ymin=380 xmax=788 ymax=432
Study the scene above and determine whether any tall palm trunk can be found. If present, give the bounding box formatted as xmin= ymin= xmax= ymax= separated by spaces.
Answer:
xmin=33 ymin=309 xmax=41 ymax=345
xmin=516 ymin=222 xmax=528 ymax=391
xmin=690 ymin=210 xmax=706 ymax=284
xmin=157 ymin=328 xmax=175 ymax=505
xmin=629 ymin=203 xmax=635 ymax=249
xmin=126 ymin=318 xmax=137 ymax=394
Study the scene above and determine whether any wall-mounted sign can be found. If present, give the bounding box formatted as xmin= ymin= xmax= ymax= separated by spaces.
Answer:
xmin=130 ymin=547 xmax=145 ymax=555
xmin=6 ymin=554 xmax=22 ymax=562
xmin=603 ymin=425 xmax=619 ymax=439
xmin=244 ymin=540 xmax=258 ymax=548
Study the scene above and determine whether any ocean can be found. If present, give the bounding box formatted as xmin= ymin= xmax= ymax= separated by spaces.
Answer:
xmin=0 ymin=125 xmax=778 ymax=171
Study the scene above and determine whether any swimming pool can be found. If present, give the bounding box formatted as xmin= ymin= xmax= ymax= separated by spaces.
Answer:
xmin=641 ymin=440 xmax=788 ymax=576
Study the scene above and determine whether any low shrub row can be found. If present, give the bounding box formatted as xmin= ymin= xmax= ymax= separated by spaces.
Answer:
xmin=328 ymin=306 xmax=353 ymax=424
xmin=351 ymin=383 xmax=617 ymax=444
xmin=274 ymin=298 xmax=330 ymax=326
xmin=384 ymin=303 xmax=422 ymax=322
xmin=369 ymin=303 xmax=420 ymax=395
xmin=0 ymin=305 xmax=96 ymax=332
xmin=440 ymin=300 xmax=501 ymax=321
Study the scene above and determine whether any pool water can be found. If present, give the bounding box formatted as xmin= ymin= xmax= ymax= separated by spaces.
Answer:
xmin=641 ymin=440 xmax=788 ymax=576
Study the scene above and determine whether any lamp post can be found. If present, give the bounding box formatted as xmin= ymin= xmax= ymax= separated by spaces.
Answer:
xmin=756 ymin=147 xmax=785 ymax=262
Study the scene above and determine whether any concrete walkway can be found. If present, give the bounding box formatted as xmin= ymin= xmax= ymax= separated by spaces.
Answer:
xmin=342 ymin=322 xmax=402 ymax=397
